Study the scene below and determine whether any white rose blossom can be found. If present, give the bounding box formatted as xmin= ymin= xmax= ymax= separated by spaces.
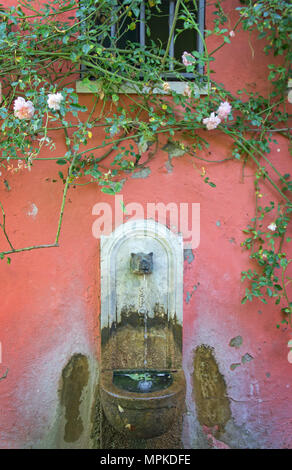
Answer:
xmin=267 ymin=222 xmax=277 ymax=231
xmin=47 ymin=92 xmax=64 ymax=111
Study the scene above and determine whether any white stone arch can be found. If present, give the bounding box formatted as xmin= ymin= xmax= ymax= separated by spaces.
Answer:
xmin=100 ymin=219 xmax=183 ymax=332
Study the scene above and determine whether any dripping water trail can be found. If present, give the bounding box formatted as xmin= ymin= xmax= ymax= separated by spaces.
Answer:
xmin=143 ymin=274 xmax=148 ymax=368
xmin=138 ymin=274 xmax=148 ymax=368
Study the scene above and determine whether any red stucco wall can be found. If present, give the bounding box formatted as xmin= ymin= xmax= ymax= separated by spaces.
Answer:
xmin=0 ymin=0 xmax=291 ymax=449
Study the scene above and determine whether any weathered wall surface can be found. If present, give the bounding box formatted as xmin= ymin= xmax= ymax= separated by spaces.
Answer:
xmin=0 ymin=0 xmax=291 ymax=449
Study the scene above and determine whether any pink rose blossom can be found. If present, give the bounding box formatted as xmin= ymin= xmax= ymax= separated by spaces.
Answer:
xmin=216 ymin=101 xmax=232 ymax=120
xmin=13 ymin=97 xmax=35 ymax=120
xmin=182 ymin=51 xmax=195 ymax=67
xmin=47 ymin=92 xmax=64 ymax=111
xmin=202 ymin=112 xmax=221 ymax=130
xmin=229 ymin=30 xmax=235 ymax=37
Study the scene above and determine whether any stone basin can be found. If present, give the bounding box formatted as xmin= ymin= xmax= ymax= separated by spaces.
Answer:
xmin=100 ymin=369 xmax=186 ymax=439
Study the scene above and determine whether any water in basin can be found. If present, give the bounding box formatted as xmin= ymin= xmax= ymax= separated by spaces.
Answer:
xmin=113 ymin=370 xmax=173 ymax=393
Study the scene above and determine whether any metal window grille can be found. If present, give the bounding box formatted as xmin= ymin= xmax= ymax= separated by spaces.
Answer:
xmin=81 ymin=0 xmax=205 ymax=80
xmin=110 ymin=0 xmax=205 ymax=78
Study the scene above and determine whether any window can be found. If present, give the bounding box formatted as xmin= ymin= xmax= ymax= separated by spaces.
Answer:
xmin=78 ymin=0 xmax=206 ymax=92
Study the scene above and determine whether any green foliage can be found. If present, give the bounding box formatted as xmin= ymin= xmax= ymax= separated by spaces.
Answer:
xmin=0 ymin=0 xmax=291 ymax=333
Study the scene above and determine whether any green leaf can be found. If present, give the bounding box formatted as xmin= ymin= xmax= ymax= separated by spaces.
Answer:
xmin=267 ymin=287 xmax=273 ymax=297
xmin=82 ymin=44 xmax=93 ymax=55
xmin=101 ymin=187 xmax=115 ymax=195
xmin=120 ymin=200 xmax=128 ymax=214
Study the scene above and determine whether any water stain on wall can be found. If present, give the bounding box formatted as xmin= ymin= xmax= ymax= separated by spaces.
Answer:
xmin=59 ymin=354 xmax=89 ymax=442
xmin=101 ymin=305 xmax=182 ymax=370
xmin=193 ymin=345 xmax=231 ymax=432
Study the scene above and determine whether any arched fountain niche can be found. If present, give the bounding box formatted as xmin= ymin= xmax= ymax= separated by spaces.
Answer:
xmin=99 ymin=219 xmax=185 ymax=439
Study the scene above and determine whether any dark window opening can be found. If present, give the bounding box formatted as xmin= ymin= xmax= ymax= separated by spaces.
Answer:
xmin=82 ymin=0 xmax=205 ymax=81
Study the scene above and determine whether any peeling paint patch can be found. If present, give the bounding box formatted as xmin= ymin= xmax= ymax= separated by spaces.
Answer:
xmin=163 ymin=141 xmax=186 ymax=158
xmin=27 ymin=203 xmax=38 ymax=218
xmin=185 ymin=284 xmax=199 ymax=303
xmin=216 ymin=220 xmax=221 ymax=227
xmin=230 ymin=363 xmax=241 ymax=371
xmin=242 ymin=353 xmax=253 ymax=364
xmin=131 ymin=167 xmax=151 ymax=179
xmin=163 ymin=141 xmax=186 ymax=173
xmin=184 ymin=249 xmax=194 ymax=264
xmin=186 ymin=292 xmax=192 ymax=304
xmin=193 ymin=345 xmax=231 ymax=432
xmin=60 ymin=354 xmax=89 ymax=443
xmin=4 ymin=179 xmax=11 ymax=191
xmin=202 ymin=426 xmax=230 ymax=449
xmin=165 ymin=160 xmax=173 ymax=173
xmin=229 ymin=336 xmax=243 ymax=349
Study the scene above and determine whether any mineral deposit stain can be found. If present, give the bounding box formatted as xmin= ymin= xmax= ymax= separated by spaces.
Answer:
xmin=60 ymin=354 xmax=89 ymax=442
xmin=193 ymin=345 xmax=231 ymax=432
